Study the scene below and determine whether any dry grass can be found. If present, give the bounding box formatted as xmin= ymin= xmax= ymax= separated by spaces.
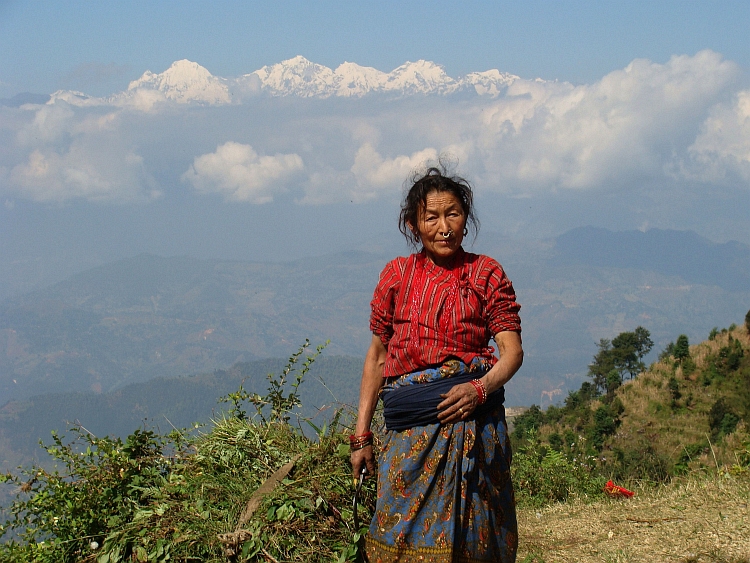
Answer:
xmin=517 ymin=472 xmax=750 ymax=563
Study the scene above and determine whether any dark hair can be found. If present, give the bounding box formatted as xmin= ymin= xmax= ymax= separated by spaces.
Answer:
xmin=398 ymin=165 xmax=479 ymax=249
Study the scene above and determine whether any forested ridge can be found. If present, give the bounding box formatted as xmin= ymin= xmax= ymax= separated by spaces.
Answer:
xmin=511 ymin=315 xmax=750 ymax=485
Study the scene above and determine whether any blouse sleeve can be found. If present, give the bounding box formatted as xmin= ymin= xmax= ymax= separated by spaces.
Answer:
xmin=369 ymin=259 xmax=402 ymax=347
xmin=483 ymin=258 xmax=522 ymax=335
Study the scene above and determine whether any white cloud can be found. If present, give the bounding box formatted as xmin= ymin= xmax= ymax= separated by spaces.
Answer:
xmin=2 ymin=50 xmax=749 ymax=230
xmin=473 ymin=50 xmax=741 ymax=192
xmin=8 ymin=145 xmax=159 ymax=203
xmin=15 ymin=102 xmax=76 ymax=145
xmin=182 ymin=142 xmax=304 ymax=203
xmin=684 ymin=89 xmax=750 ymax=184
xmin=4 ymin=101 xmax=159 ymax=202
xmin=349 ymin=143 xmax=439 ymax=202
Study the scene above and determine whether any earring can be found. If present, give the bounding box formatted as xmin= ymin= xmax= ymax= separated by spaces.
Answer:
xmin=463 ymin=227 xmax=468 ymax=236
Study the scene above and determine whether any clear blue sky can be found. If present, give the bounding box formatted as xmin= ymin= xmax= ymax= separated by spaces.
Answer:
xmin=2 ymin=0 xmax=749 ymax=97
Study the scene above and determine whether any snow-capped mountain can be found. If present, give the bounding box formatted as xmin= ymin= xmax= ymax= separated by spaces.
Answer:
xmin=249 ymin=55 xmax=338 ymax=98
xmin=125 ymin=59 xmax=231 ymax=105
xmin=460 ymin=70 xmax=517 ymax=97
xmin=333 ymin=61 xmax=389 ymax=97
xmin=250 ymin=57 xmax=519 ymax=98
xmin=47 ymin=56 xmax=523 ymax=108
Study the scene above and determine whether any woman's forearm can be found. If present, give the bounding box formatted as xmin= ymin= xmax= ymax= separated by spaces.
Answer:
xmin=481 ymin=331 xmax=523 ymax=395
xmin=355 ymin=335 xmax=387 ymax=434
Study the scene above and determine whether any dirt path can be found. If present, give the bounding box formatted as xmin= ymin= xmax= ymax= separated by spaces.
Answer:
xmin=517 ymin=473 xmax=750 ymax=563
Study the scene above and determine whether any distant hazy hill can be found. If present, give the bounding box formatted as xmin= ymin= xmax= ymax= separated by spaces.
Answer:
xmin=553 ymin=226 xmax=750 ymax=292
xmin=1 ymin=228 xmax=749 ymax=408
xmin=0 ymin=252 xmax=381 ymax=402
xmin=0 ymin=355 xmax=362 ymax=470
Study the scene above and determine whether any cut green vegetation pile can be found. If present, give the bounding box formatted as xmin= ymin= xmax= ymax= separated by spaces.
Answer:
xmin=1 ymin=415 xmax=375 ymax=563
xmin=0 ymin=341 xmax=377 ymax=563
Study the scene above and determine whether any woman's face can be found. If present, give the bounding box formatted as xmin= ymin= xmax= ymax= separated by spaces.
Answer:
xmin=410 ymin=190 xmax=467 ymax=266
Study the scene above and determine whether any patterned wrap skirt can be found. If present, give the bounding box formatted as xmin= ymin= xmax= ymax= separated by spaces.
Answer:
xmin=365 ymin=358 xmax=517 ymax=563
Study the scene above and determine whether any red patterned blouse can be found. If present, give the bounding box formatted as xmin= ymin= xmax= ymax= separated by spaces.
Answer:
xmin=370 ymin=248 xmax=521 ymax=379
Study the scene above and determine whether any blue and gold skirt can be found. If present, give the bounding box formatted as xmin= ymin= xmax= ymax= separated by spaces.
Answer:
xmin=365 ymin=358 xmax=517 ymax=563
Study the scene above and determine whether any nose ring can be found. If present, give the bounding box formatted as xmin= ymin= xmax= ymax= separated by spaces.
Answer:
xmin=441 ymin=230 xmax=453 ymax=239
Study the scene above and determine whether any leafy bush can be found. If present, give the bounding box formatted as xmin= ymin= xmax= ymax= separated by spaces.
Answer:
xmin=717 ymin=338 xmax=744 ymax=374
xmin=673 ymin=334 xmax=690 ymax=362
xmin=609 ymin=443 xmax=672 ymax=483
xmin=512 ymin=431 xmax=605 ymax=507
xmin=709 ymin=398 xmax=740 ymax=441
xmin=0 ymin=427 xmax=177 ymax=562
xmin=511 ymin=405 xmax=544 ymax=443
xmin=589 ymin=405 xmax=618 ymax=450
xmin=668 ymin=376 xmax=681 ymax=408
xmin=659 ymin=341 xmax=675 ymax=362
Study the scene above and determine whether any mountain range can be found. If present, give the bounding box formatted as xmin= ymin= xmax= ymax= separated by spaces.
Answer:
xmin=47 ymin=56 xmax=524 ymax=107
xmin=2 ymin=227 xmax=749 ymax=411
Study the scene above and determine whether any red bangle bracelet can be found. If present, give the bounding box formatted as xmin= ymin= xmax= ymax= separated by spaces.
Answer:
xmin=470 ymin=379 xmax=487 ymax=405
xmin=349 ymin=431 xmax=373 ymax=444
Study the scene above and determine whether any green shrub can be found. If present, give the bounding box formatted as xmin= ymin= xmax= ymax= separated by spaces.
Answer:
xmin=659 ymin=341 xmax=675 ymax=362
xmin=609 ymin=443 xmax=672 ymax=483
xmin=681 ymin=356 xmax=696 ymax=377
xmin=668 ymin=376 xmax=681 ymax=408
xmin=673 ymin=335 xmax=690 ymax=362
xmin=548 ymin=433 xmax=563 ymax=452
xmin=0 ymin=427 xmax=177 ymax=562
xmin=512 ymin=431 xmax=605 ymax=507
xmin=716 ymin=338 xmax=744 ymax=375
xmin=511 ymin=405 xmax=545 ymax=444
xmin=589 ymin=405 xmax=618 ymax=450
xmin=708 ymin=398 xmax=740 ymax=440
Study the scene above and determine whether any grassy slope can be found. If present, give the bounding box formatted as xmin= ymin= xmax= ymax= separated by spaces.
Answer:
xmin=514 ymin=324 xmax=750 ymax=561
xmin=605 ymin=326 xmax=750 ymax=472
xmin=532 ymin=325 xmax=750 ymax=479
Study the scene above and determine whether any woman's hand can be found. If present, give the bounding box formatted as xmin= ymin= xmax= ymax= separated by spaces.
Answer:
xmin=437 ymin=382 xmax=480 ymax=423
xmin=437 ymin=332 xmax=523 ymax=424
xmin=351 ymin=445 xmax=376 ymax=480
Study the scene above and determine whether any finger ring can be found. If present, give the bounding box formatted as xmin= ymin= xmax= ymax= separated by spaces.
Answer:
xmin=459 ymin=407 xmax=464 ymax=415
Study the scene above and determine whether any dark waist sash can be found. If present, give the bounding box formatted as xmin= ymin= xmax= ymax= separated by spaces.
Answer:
xmin=382 ymin=371 xmax=504 ymax=431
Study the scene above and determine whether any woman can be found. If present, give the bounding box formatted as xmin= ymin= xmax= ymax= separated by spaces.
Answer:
xmin=350 ymin=167 xmax=523 ymax=563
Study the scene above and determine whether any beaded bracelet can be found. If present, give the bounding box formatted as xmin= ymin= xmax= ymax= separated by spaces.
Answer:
xmin=349 ymin=431 xmax=373 ymax=451
xmin=469 ymin=379 xmax=487 ymax=405
xmin=350 ymin=439 xmax=372 ymax=451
